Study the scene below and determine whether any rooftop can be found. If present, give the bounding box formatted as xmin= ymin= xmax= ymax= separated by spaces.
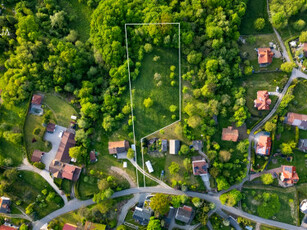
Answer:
xmin=222 ymin=126 xmax=239 ymax=142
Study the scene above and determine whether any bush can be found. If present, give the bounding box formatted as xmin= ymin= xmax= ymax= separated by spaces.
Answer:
xmin=254 ymin=18 xmax=265 ymax=31
xmin=33 ymin=162 xmax=45 ymax=169
xmin=293 ymin=19 xmax=306 ymax=31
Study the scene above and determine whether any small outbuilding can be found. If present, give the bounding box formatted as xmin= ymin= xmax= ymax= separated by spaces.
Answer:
xmin=89 ymin=151 xmax=97 ymax=163
xmin=145 ymin=160 xmax=154 ymax=173
xmin=161 ymin=139 xmax=168 ymax=152
xmin=169 ymin=140 xmax=180 ymax=154
xmin=46 ymin=123 xmax=56 ymax=133
xmin=31 ymin=150 xmax=44 ymax=162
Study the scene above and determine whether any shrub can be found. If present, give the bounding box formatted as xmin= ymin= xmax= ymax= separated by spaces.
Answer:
xmin=293 ymin=20 xmax=306 ymax=31
xmin=254 ymin=18 xmax=265 ymax=31
xmin=33 ymin=162 xmax=45 ymax=169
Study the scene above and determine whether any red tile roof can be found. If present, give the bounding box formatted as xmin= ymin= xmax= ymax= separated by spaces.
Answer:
xmin=286 ymin=112 xmax=307 ymax=129
xmin=62 ymin=164 xmax=82 ymax=181
xmin=281 ymin=165 xmax=299 ymax=184
xmin=31 ymin=150 xmax=44 ymax=162
xmin=221 ymin=126 xmax=239 ymax=142
xmin=258 ymin=48 xmax=274 ymax=64
xmin=0 ymin=226 xmax=17 ymax=230
xmin=254 ymin=91 xmax=271 ymax=110
xmin=192 ymin=159 xmax=207 ymax=175
xmin=63 ymin=224 xmax=77 ymax=230
xmin=108 ymin=140 xmax=129 ymax=154
xmin=256 ymin=135 xmax=271 ymax=155
xmin=47 ymin=123 xmax=56 ymax=132
xmin=32 ymin=94 xmax=42 ymax=105
xmin=55 ymin=131 xmax=75 ymax=163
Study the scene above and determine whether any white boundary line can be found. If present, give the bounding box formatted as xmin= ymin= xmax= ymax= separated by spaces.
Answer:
xmin=125 ymin=22 xmax=181 ymax=187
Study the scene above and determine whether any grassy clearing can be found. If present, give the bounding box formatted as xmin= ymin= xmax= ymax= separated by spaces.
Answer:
xmin=7 ymin=171 xmax=63 ymax=219
xmin=240 ymin=0 xmax=273 ymax=35
xmin=241 ymin=186 xmax=298 ymax=225
xmin=278 ymin=11 xmax=307 ymax=40
xmin=58 ymin=0 xmax=92 ymax=42
xmin=288 ymin=80 xmax=307 ymax=114
xmin=132 ymin=47 xmax=179 ymax=140
xmin=43 ymin=94 xmax=77 ymax=127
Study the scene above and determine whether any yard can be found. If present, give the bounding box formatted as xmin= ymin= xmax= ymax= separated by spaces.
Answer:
xmin=6 ymin=171 xmax=64 ymax=219
xmin=288 ymin=80 xmax=307 ymax=114
xmin=241 ymin=185 xmax=299 ymax=225
xmin=239 ymin=0 xmax=273 ymax=35
xmin=43 ymin=94 xmax=77 ymax=127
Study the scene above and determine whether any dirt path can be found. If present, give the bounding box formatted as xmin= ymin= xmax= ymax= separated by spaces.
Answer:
xmin=110 ymin=166 xmax=137 ymax=188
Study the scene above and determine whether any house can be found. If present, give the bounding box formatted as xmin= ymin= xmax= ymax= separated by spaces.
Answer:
xmin=169 ymin=140 xmax=180 ymax=154
xmin=145 ymin=160 xmax=154 ymax=173
xmin=55 ymin=131 xmax=76 ymax=163
xmin=175 ymin=205 xmax=194 ymax=224
xmin=161 ymin=139 xmax=168 ymax=152
xmin=63 ymin=223 xmax=77 ymax=230
xmin=108 ymin=140 xmax=129 ymax=159
xmin=49 ymin=160 xmax=82 ymax=181
xmin=298 ymin=139 xmax=307 ymax=152
xmin=304 ymin=43 xmax=307 ymax=57
xmin=256 ymin=135 xmax=271 ymax=155
xmin=31 ymin=150 xmax=44 ymax=162
xmin=300 ymin=199 xmax=307 ymax=214
xmin=285 ymin=112 xmax=307 ymax=130
xmin=32 ymin=94 xmax=43 ymax=105
xmin=0 ymin=197 xmax=11 ymax=213
xmin=254 ymin=91 xmax=271 ymax=110
xmin=221 ymin=126 xmax=239 ymax=142
xmin=46 ymin=123 xmax=56 ymax=133
xmin=280 ymin=165 xmax=299 ymax=186
xmin=83 ymin=221 xmax=106 ymax=230
xmin=89 ymin=151 xmax=97 ymax=163
xmin=257 ymin=48 xmax=274 ymax=66
xmin=132 ymin=207 xmax=152 ymax=225
xmin=192 ymin=157 xmax=208 ymax=176
xmin=0 ymin=226 xmax=18 ymax=230
xmin=192 ymin=140 xmax=203 ymax=151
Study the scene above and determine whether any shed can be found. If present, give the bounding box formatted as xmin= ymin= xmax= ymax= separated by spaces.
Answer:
xmin=71 ymin=115 xmax=77 ymax=120
xmin=31 ymin=150 xmax=44 ymax=162
xmin=145 ymin=160 xmax=154 ymax=173
xmin=123 ymin=162 xmax=127 ymax=168
xmin=169 ymin=140 xmax=180 ymax=154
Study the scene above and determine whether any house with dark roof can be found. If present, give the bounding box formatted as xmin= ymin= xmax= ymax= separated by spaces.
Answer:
xmin=108 ymin=140 xmax=129 ymax=159
xmin=175 ymin=206 xmax=194 ymax=224
xmin=256 ymin=135 xmax=271 ymax=155
xmin=55 ymin=131 xmax=75 ymax=163
xmin=161 ymin=139 xmax=168 ymax=152
xmin=192 ymin=140 xmax=203 ymax=151
xmin=132 ymin=207 xmax=152 ymax=225
xmin=280 ymin=165 xmax=299 ymax=186
xmin=192 ymin=157 xmax=208 ymax=176
xmin=285 ymin=112 xmax=307 ymax=130
xmin=46 ymin=123 xmax=56 ymax=133
xmin=257 ymin=48 xmax=274 ymax=67
xmin=222 ymin=126 xmax=239 ymax=142
xmin=63 ymin=223 xmax=77 ymax=230
xmin=0 ymin=197 xmax=11 ymax=213
xmin=298 ymin=139 xmax=307 ymax=152
xmin=169 ymin=140 xmax=180 ymax=154
xmin=254 ymin=91 xmax=271 ymax=110
xmin=31 ymin=150 xmax=44 ymax=162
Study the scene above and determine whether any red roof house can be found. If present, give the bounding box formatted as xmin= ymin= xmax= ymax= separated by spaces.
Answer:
xmin=221 ymin=126 xmax=239 ymax=142
xmin=256 ymin=135 xmax=271 ymax=155
xmin=258 ymin=48 xmax=274 ymax=66
xmin=192 ymin=158 xmax=208 ymax=176
xmin=285 ymin=112 xmax=307 ymax=130
xmin=31 ymin=94 xmax=43 ymax=105
xmin=108 ymin=140 xmax=129 ymax=155
xmin=0 ymin=226 xmax=17 ymax=230
xmin=280 ymin=165 xmax=299 ymax=185
xmin=61 ymin=164 xmax=82 ymax=181
xmin=55 ymin=131 xmax=76 ymax=163
xmin=31 ymin=150 xmax=44 ymax=162
xmin=254 ymin=91 xmax=271 ymax=110
xmin=63 ymin=224 xmax=77 ymax=230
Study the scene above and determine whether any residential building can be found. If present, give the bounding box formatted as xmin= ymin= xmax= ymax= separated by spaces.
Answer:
xmin=89 ymin=151 xmax=97 ymax=163
xmin=55 ymin=131 xmax=76 ymax=163
xmin=300 ymin=199 xmax=307 ymax=214
xmin=49 ymin=160 xmax=82 ymax=181
xmin=63 ymin=224 xmax=77 ymax=230
xmin=175 ymin=205 xmax=194 ymax=224
xmin=108 ymin=140 xmax=129 ymax=159
xmin=304 ymin=43 xmax=307 ymax=57
xmin=256 ymin=135 xmax=271 ymax=155
xmin=280 ymin=165 xmax=299 ymax=186
xmin=0 ymin=197 xmax=11 ymax=213
xmin=221 ymin=126 xmax=239 ymax=142
xmin=192 ymin=157 xmax=208 ymax=176
xmin=132 ymin=207 xmax=152 ymax=225
xmin=32 ymin=94 xmax=43 ymax=105
xmin=257 ymin=48 xmax=274 ymax=66
xmin=161 ymin=139 xmax=168 ymax=152
xmin=0 ymin=226 xmax=18 ymax=230
xmin=169 ymin=140 xmax=180 ymax=154
xmin=254 ymin=91 xmax=271 ymax=110
xmin=31 ymin=150 xmax=44 ymax=162
xmin=83 ymin=221 xmax=106 ymax=230
xmin=192 ymin=140 xmax=203 ymax=151
xmin=298 ymin=139 xmax=307 ymax=152
xmin=285 ymin=112 xmax=307 ymax=130
xmin=46 ymin=123 xmax=56 ymax=133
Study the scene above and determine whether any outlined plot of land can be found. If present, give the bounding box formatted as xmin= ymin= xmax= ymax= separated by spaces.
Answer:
xmin=125 ymin=23 xmax=181 ymax=187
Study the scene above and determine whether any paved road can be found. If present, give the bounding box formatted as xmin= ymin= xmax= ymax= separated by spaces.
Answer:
xmin=249 ymin=167 xmax=282 ymax=181
xmin=117 ymin=194 xmax=140 ymax=226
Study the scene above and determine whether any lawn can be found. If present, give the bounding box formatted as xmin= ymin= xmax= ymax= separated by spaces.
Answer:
xmin=241 ymin=185 xmax=299 ymax=225
xmin=43 ymin=94 xmax=77 ymax=127
xmin=6 ymin=171 xmax=64 ymax=220
xmin=58 ymin=0 xmax=92 ymax=42
xmin=288 ymin=80 xmax=307 ymax=114
xmin=132 ymin=47 xmax=180 ymax=140
xmin=239 ymin=0 xmax=273 ymax=35
xmin=24 ymin=114 xmax=52 ymax=160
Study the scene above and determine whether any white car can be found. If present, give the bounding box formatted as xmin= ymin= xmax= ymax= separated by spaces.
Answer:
xmin=58 ymin=130 xmax=63 ymax=138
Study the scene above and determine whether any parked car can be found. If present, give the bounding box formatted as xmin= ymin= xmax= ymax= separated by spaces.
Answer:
xmin=58 ymin=130 xmax=63 ymax=138
xmin=273 ymin=172 xmax=278 ymax=178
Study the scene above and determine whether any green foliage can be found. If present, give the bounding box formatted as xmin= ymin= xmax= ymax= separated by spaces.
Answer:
xmin=293 ymin=19 xmax=306 ymax=31
xmin=261 ymin=173 xmax=274 ymax=185
xmin=216 ymin=177 xmax=230 ymax=191
xmin=143 ymin=97 xmax=153 ymax=108
xmin=299 ymin=31 xmax=307 ymax=42
xmin=254 ymin=18 xmax=265 ymax=31
xmin=219 ymin=150 xmax=231 ymax=162
xmin=220 ymin=189 xmax=242 ymax=206
xmin=168 ymin=162 xmax=180 ymax=175
xmin=280 ymin=62 xmax=296 ymax=73
xmin=179 ymin=145 xmax=189 ymax=155
xmin=33 ymin=162 xmax=45 ymax=169
xmin=169 ymin=105 xmax=177 ymax=113
xmin=144 ymin=43 xmax=153 ymax=53
xmin=149 ymin=194 xmax=170 ymax=216
xmin=127 ymin=148 xmax=134 ymax=159
xmin=264 ymin=121 xmax=276 ymax=132
xmin=280 ymin=141 xmax=296 ymax=155
xmin=147 ymin=217 xmax=161 ymax=230
xmin=257 ymin=193 xmax=281 ymax=219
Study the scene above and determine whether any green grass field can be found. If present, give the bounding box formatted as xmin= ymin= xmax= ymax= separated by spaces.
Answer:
xmin=59 ymin=0 xmax=92 ymax=42
xmin=43 ymin=94 xmax=77 ymax=127
xmin=288 ymin=80 xmax=307 ymax=114
xmin=240 ymin=0 xmax=273 ymax=35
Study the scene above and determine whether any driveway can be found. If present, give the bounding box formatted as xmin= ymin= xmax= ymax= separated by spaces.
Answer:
xmin=42 ymin=125 xmax=67 ymax=170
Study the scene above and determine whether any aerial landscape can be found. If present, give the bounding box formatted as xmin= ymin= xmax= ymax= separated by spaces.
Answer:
xmin=1 ymin=0 xmax=307 ymax=230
